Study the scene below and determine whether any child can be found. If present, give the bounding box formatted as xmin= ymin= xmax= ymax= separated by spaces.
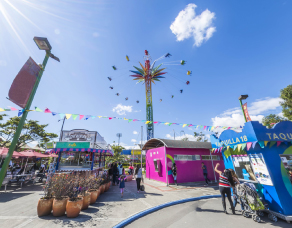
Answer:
xmin=119 ymin=175 xmax=126 ymax=198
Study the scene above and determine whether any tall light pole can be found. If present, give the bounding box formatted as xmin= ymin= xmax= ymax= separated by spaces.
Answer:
xmin=140 ymin=126 xmax=143 ymax=169
xmin=0 ymin=37 xmax=59 ymax=188
xmin=239 ymin=95 xmax=248 ymax=123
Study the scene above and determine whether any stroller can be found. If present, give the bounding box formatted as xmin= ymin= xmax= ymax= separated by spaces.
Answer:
xmin=236 ymin=182 xmax=265 ymax=223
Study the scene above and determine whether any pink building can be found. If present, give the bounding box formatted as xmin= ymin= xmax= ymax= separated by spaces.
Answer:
xmin=143 ymin=139 xmax=225 ymax=185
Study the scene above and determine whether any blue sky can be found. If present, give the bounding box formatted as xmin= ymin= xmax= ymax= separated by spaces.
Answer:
xmin=0 ymin=0 xmax=291 ymax=148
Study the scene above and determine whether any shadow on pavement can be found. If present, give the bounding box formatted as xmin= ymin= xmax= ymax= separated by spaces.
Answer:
xmin=0 ymin=192 xmax=32 ymax=202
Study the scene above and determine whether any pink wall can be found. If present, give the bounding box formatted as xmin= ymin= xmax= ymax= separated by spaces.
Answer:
xmin=146 ymin=147 xmax=166 ymax=182
xmin=146 ymin=147 xmax=225 ymax=184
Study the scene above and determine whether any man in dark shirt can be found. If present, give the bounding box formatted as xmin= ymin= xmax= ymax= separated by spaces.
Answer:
xmin=202 ymin=162 xmax=210 ymax=185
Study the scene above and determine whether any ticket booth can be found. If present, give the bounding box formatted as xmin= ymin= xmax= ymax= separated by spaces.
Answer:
xmin=210 ymin=121 xmax=292 ymax=222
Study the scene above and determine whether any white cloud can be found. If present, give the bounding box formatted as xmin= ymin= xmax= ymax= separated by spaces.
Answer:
xmin=131 ymin=139 xmax=137 ymax=143
xmin=54 ymin=29 xmax=60 ymax=35
xmin=0 ymin=60 xmax=7 ymax=66
xmin=112 ymin=104 xmax=133 ymax=115
xmin=120 ymin=142 xmax=140 ymax=150
xmin=165 ymin=133 xmax=210 ymax=142
xmin=133 ymin=131 xmax=138 ymax=135
xmin=212 ymin=97 xmax=282 ymax=127
xmin=93 ymin=32 xmax=99 ymax=37
xmin=170 ymin=3 xmax=216 ymax=47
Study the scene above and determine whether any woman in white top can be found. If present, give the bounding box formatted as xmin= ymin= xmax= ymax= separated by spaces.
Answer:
xmin=134 ymin=164 xmax=143 ymax=193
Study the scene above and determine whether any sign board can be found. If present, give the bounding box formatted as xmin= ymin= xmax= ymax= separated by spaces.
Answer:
xmin=56 ymin=142 xmax=90 ymax=149
xmin=8 ymin=57 xmax=41 ymax=108
xmin=60 ymin=129 xmax=97 ymax=143
xmin=46 ymin=142 xmax=55 ymax=149
xmin=249 ymin=153 xmax=273 ymax=186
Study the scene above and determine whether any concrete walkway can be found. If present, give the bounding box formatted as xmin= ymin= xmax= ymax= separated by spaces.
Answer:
xmin=0 ymin=177 xmax=220 ymax=227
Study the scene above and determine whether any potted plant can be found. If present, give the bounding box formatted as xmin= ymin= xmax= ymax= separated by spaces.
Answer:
xmin=78 ymin=177 xmax=91 ymax=210
xmin=66 ymin=173 xmax=83 ymax=218
xmin=99 ymin=177 xmax=105 ymax=194
xmin=88 ymin=175 xmax=99 ymax=204
xmin=37 ymin=176 xmax=53 ymax=217
xmin=51 ymin=174 xmax=69 ymax=217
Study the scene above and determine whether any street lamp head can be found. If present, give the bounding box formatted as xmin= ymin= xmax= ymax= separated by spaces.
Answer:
xmin=239 ymin=95 xmax=248 ymax=100
xmin=33 ymin=37 xmax=52 ymax=51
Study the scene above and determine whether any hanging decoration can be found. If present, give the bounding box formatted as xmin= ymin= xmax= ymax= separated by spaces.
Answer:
xmin=0 ymin=106 xmax=242 ymax=133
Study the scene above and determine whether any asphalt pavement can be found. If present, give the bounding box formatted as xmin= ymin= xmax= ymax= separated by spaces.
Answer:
xmin=125 ymin=198 xmax=290 ymax=228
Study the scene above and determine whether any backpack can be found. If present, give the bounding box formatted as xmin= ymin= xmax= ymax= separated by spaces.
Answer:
xmin=140 ymin=184 xmax=145 ymax=191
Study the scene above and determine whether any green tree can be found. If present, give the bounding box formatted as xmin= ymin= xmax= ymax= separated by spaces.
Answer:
xmin=106 ymin=145 xmax=126 ymax=164
xmin=181 ymin=137 xmax=189 ymax=141
xmin=280 ymin=85 xmax=292 ymax=120
xmin=194 ymin=132 xmax=208 ymax=142
xmin=262 ymin=114 xmax=287 ymax=129
xmin=0 ymin=116 xmax=58 ymax=151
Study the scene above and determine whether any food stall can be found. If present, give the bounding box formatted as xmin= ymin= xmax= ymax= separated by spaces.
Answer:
xmin=210 ymin=121 xmax=292 ymax=223
xmin=48 ymin=129 xmax=113 ymax=172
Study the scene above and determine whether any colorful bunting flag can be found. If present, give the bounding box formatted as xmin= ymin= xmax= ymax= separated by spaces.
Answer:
xmin=84 ymin=115 xmax=91 ymax=120
xmin=277 ymin=141 xmax=282 ymax=147
xmin=59 ymin=113 xmax=65 ymax=119
xmin=183 ymin=124 xmax=187 ymax=128
xmin=0 ymin=108 xmax=4 ymax=112
xmin=65 ymin=114 xmax=72 ymax=120
xmin=44 ymin=108 xmax=52 ymax=113
xmin=35 ymin=107 xmax=43 ymax=112
xmin=18 ymin=110 xmax=23 ymax=117
xmin=72 ymin=114 xmax=78 ymax=120
xmin=9 ymin=107 xmax=18 ymax=111
xmin=264 ymin=141 xmax=269 ymax=147
xmin=52 ymin=112 xmax=58 ymax=116
xmin=269 ymin=141 xmax=276 ymax=148
xmin=79 ymin=115 xmax=84 ymax=120
xmin=258 ymin=141 xmax=265 ymax=148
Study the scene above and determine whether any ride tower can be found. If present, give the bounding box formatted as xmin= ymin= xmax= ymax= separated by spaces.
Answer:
xmin=130 ymin=50 xmax=167 ymax=140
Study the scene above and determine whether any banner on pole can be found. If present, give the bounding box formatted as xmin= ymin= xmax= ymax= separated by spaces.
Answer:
xmin=242 ymin=102 xmax=252 ymax=122
xmin=8 ymin=57 xmax=41 ymax=108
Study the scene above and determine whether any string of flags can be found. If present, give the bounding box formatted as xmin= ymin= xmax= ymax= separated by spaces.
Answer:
xmin=0 ymin=106 xmax=242 ymax=132
xmin=211 ymin=140 xmax=292 ymax=158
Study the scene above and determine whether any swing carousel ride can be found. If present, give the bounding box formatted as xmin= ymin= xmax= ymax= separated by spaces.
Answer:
xmin=108 ymin=50 xmax=192 ymax=140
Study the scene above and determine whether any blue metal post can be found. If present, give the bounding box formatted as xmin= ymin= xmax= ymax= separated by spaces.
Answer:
xmin=56 ymin=152 xmax=61 ymax=170
xmin=91 ymin=152 xmax=95 ymax=170
xmin=99 ymin=152 xmax=102 ymax=168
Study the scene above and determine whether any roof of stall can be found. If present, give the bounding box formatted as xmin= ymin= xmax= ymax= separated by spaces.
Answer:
xmin=142 ymin=138 xmax=212 ymax=150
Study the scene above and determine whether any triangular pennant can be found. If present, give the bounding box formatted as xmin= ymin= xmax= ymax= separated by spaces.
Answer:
xmin=264 ymin=141 xmax=269 ymax=147
xmin=164 ymin=122 xmax=169 ymax=125
xmin=44 ymin=108 xmax=52 ymax=113
xmin=79 ymin=115 xmax=84 ymax=120
xmin=18 ymin=110 xmax=23 ymax=117
xmin=252 ymin=141 xmax=258 ymax=149
xmin=128 ymin=119 xmax=133 ymax=123
xmin=277 ymin=141 xmax=282 ymax=147
xmin=98 ymin=116 xmax=102 ymax=118
xmin=246 ymin=142 xmax=252 ymax=151
xmin=237 ymin=144 xmax=242 ymax=151
xmin=233 ymin=145 xmax=238 ymax=151
xmin=59 ymin=113 xmax=65 ymax=119
xmin=72 ymin=114 xmax=78 ymax=120
xmin=65 ymin=114 xmax=72 ymax=119
xmin=4 ymin=109 xmax=11 ymax=111
xmin=84 ymin=115 xmax=91 ymax=120
xmin=145 ymin=121 xmax=150 ymax=124
xmin=9 ymin=107 xmax=18 ymax=111
xmin=109 ymin=117 xmax=112 ymax=120
xmin=241 ymin=143 xmax=247 ymax=150
xmin=52 ymin=112 xmax=58 ymax=116
xmin=91 ymin=116 xmax=96 ymax=119
xmin=203 ymin=126 xmax=207 ymax=130
xmin=269 ymin=141 xmax=276 ymax=148
xmin=258 ymin=141 xmax=265 ymax=148
xmin=183 ymin=124 xmax=187 ymax=128
xmin=0 ymin=108 xmax=4 ymax=112
xmin=35 ymin=107 xmax=43 ymax=112
xmin=168 ymin=123 xmax=172 ymax=126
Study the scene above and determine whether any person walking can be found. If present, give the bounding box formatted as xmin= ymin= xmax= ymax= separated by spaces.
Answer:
xmin=201 ymin=162 xmax=210 ymax=185
xmin=108 ymin=163 xmax=113 ymax=182
xmin=214 ymin=163 xmax=236 ymax=214
xmin=135 ymin=164 xmax=143 ymax=193
xmin=117 ymin=162 xmax=123 ymax=184
xmin=172 ymin=163 xmax=177 ymax=185
xmin=229 ymin=169 xmax=243 ymax=211
xmin=119 ymin=175 xmax=126 ymax=198
xmin=112 ymin=163 xmax=118 ymax=186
